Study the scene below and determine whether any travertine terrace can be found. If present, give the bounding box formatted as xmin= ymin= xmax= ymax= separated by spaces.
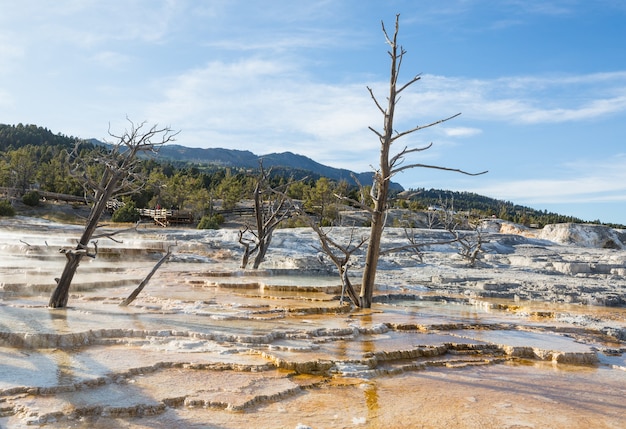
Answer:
xmin=1 ymin=216 xmax=625 ymax=428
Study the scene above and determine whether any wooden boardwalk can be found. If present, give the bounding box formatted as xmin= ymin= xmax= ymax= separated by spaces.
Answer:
xmin=137 ymin=208 xmax=194 ymax=227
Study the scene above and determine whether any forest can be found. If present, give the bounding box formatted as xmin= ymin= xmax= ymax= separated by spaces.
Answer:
xmin=0 ymin=123 xmax=616 ymax=229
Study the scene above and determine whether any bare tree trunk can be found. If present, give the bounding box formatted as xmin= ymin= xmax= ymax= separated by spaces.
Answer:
xmin=240 ymin=242 xmax=252 ymax=269
xmin=360 ymin=206 xmax=385 ymax=307
xmin=340 ymin=266 xmax=360 ymax=307
xmin=49 ymin=187 xmax=116 ymax=308
xmin=251 ymin=180 xmax=267 ymax=269
xmin=50 ymin=254 xmax=82 ymax=308
xmin=119 ymin=249 xmax=171 ymax=306
xmin=239 ymin=161 xmax=295 ymax=270
xmin=358 ymin=15 xmax=486 ymax=308
xmin=359 ymin=15 xmax=397 ymax=308
xmin=252 ymin=234 xmax=271 ymax=269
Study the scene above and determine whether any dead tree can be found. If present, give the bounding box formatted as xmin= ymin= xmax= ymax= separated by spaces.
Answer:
xmin=436 ymin=194 xmax=484 ymax=267
xmin=438 ymin=195 xmax=458 ymax=232
xmin=454 ymin=226 xmax=484 ymax=267
xmin=299 ymin=211 xmax=365 ymax=306
xmin=444 ymin=213 xmax=484 ymax=267
xmin=426 ymin=210 xmax=440 ymax=229
xmin=358 ymin=14 xmax=487 ymax=308
xmin=48 ymin=119 xmax=177 ymax=308
xmin=238 ymin=162 xmax=296 ymax=269
xmin=380 ymin=226 xmax=459 ymax=264
xmin=119 ymin=248 xmax=172 ymax=306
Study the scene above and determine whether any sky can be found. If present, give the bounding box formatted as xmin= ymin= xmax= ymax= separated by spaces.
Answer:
xmin=1 ymin=1 xmax=626 ymax=224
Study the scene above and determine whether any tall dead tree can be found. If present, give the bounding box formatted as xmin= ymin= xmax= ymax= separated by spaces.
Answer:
xmin=48 ymin=119 xmax=177 ymax=308
xmin=238 ymin=162 xmax=296 ymax=269
xmin=359 ymin=15 xmax=486 ymax=308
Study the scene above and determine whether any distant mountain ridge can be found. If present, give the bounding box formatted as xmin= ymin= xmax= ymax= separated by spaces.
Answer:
xmin=4 ymin=124 xmax=619 ymax=227
xmin=153 ymin=143 xmax=404 ymax=191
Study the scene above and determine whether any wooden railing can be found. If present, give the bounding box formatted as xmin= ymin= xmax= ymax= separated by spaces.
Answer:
xmin=137 ymin=208 xmax=194 ymax=226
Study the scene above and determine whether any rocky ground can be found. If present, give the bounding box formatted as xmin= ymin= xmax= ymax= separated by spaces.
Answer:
xmin=0 ymin=201 xmax=625 ymax=428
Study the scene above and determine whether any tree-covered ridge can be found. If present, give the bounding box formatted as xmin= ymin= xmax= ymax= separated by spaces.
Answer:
xmin=403 ymin=188 xmax=596 ymax=228
xmin=0 ymin=123 xmax=80 ymax=152
xmin=1 ymin=123 xmax=622 ymax=228
xmin=96 ymin=140 xmax=405 ymax=192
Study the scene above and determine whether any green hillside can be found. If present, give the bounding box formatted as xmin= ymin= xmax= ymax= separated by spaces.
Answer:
xmin=1 ymin=123 xmax=621 ymax=228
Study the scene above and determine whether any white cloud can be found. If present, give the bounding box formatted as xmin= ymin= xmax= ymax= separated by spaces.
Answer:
xmin=405 ymin=72 xmax=626 ymax=125
xmin=0 ymin=32 xmax=24 ymax=62
xmin=145 ymin=57 xmax=380 ymax=168
xmin=0 ymin=1 xmax=180 ymax=50
xmin=442 ymin=127 xmax=482 ymax=137
xmin=516 ymin=94 xmax=626 ymax=123
xmin=138 ymin=52 xmax=626 ymax=177
xmin=90 ymin=51 xmax=131 ymax=70
xmin=203 ymin=30 xmax=347 ymax=53
xmin=471 ymin=155 xmax=626 ymax=204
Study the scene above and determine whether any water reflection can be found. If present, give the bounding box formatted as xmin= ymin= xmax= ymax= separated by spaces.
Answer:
xmin=363 ymin=382 xmax=379 ymax=424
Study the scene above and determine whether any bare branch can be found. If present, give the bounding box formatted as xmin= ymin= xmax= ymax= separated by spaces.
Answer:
xmin=381 ymin=238 xmax=457 ymax=256
xmin=389 ymin=143 xmax=434 ymax=169
xmin=391 ymin=113 xmax=462 ymax=143
xmin=91 ymin=222 xmax=140 ymax=241
xmin=381 ymin=18 xmax=393 ymax=46
xmin=392 ymin=162 xmax=488 ymax=177
xmin=396 ymin=74 xmax=421 ymax=95
xmin=367 ymin=86 xmax=386 ymax=115
xmin=368 ymin=126 xmax=384 ymax=139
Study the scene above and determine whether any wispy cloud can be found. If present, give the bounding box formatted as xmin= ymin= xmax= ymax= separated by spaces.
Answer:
xmin=0 ymin=1 xmax=180 ymax=49
xmin=145 ymin=58 xmax=379 ymax=167
xmin=401 ymin=72 xmax=626 ymax=125
xmin=442 ymin=127 xmax=483 ymax=137
xmin=90 ymin=51 xmax=132 ymax=70
xmin=472 ymin=155 xmax=626 ymax=204
xmin=515 ymin=95 xmax=626 ymax=123
xmin=138 ymin=46 xmax=626 ymax=174
xmin=503 ymin=0 xmax=576 ymax=16
xmin=202 ymin=30 xmax=351 ymax=54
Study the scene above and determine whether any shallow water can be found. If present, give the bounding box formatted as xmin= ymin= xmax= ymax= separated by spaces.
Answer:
xmin=0 ymin=218 xmax=625 ymax=428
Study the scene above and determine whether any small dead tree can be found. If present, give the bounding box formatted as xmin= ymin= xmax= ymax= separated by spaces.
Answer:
xmin=426 ymin=210 xmax=440 ymax=229
xmin=238 ymin=162 xmax=296 ymax=269
xmin=437 ymin=194 xmax=484 ymax=267
xmin=454 ymin=226 xmax=484 ymax=267
xmin=438 ymin=195 xmax=458 ymax=232
xmin=380 ymin=226 xmax=460 ymax=264
xmin=299 ymin=211 xmax=365 ymax=306
xmin=392 ymin=227 xmax=427 ymax=263
xmin=48 ymin=119 xmax=177 ymax=308
xmin=358 ymin=14 xmax=487 ymax=308
xmin=120 ymin=247 xmax=172 ymax=306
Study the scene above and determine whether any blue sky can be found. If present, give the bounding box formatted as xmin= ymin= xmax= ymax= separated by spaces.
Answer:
xmin=2 ymin=1 xmax=626 ymax=224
